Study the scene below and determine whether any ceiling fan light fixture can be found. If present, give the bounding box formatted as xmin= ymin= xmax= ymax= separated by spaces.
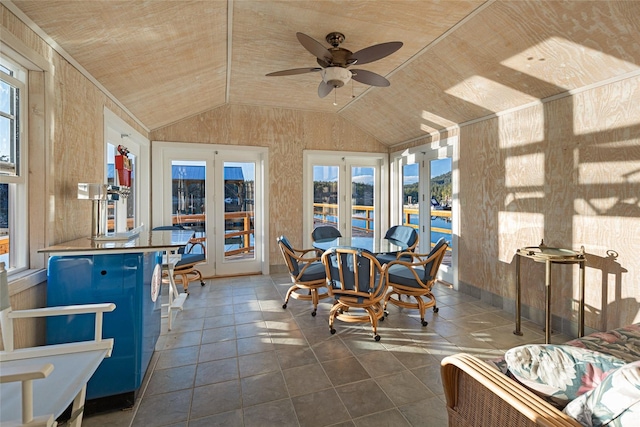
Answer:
xmin=321 ymin=67 xmax=352 ymax=88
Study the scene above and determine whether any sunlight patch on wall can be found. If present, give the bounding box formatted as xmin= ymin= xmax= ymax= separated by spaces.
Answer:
xmin=505 ymin=153 xmax=545 ymax=187
xmin=575 ymin=196 xmax=640 ymax=217
xmin=505 ymin=191 xmax=545 ymax=208
xmin=578 ymin=161 xmax=640 ymax=185
xmin=573 ymin=215 xmax=637 ymax=260
xmin=572 ymin=76 xmax=640 ymax=136
xmin=499 ymin=211 xmax=544 ymax=262
xmin=497 ymin=104 xmax=545 ymax=148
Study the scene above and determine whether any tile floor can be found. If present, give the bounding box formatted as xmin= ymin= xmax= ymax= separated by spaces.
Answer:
xmin=79 ymin=273 xmax=570 ymax=427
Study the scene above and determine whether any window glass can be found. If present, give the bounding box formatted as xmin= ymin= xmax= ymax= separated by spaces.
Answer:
xmin=313 ymin=165 xmax=339 ymax=230
xmin=0 ymin=75 xmax=19 ymax=176
xmin=0 ymin=56 xmax=26 ymax=272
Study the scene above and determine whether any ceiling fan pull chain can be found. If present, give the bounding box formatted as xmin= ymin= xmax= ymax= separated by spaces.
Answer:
xmin=334 ymin=89 xmax=338 ymax=106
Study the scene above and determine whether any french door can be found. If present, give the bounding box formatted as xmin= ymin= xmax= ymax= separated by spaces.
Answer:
xmin=391 ymin=141 xmax=457 ymax=286
xmin=303 ymin=151 xmax=388 ymax=248
xmin=152 ymin=142 xmax=268 ymax=277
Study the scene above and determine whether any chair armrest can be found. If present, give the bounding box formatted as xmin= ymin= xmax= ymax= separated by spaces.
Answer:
xmin=441 ymin=353 xmax=581 ymax=427
xmin=1 ymin=338 xmax=115 ymax=362
xmin=186 ymin=237 xmax=206 ymax=254
xmin=292 ymin=248 xmax=322 ymax=262
xmin=0 ymin=363 xmax=54 ymax=383
xmin=9 ymin=303 xmax=116 ymax=319
xmin=0 ymin=363 xmax=57 ymax=427
xmin=9 ymin=303 xmax=116 ymax=344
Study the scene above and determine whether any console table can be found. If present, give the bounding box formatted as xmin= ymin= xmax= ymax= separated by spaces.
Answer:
xmin=514 ymin=241 xmax=586 ymax=344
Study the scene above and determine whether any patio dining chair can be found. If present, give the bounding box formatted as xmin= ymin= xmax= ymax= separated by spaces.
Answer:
xmin=384 ymin=237 xmax=449 ymax=326
xmin=0 ymin=262 xmax=115 ymax=427
xmin=311 ymin=225 xmax=342 ymax=242
xmin=153 ymin=225 xmax=206 ymax=293
xmin=277 ymin=235 xmax=330 ymax=316
xmin=375 ymin=225 xmax=419 ymax=265
xmin=321 ymin=247 xmax=389 ymax=341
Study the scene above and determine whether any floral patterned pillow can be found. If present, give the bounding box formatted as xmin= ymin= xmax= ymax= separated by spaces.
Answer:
xmin=563 ymin=361 xmax=640 ymax=426
xmin=505 ymin=344 xmax=626 ymax=407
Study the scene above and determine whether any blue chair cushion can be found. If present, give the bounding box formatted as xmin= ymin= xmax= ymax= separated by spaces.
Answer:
xmin=312 ymin=226 xmax=342 ymax=242
xmin=376 ymin=252 xmax=413 ymax=265
xmin=388 ymin=264 xmax=426 ymax=288
xmin=278 ymin=235 xmax=300 ymax=275
xmin=298 ymin=261 xmax=326 ymax=282
xmin=376 ymin=253 xmax=398 ymax=265
xmin=175 ymin=253 xmax=205 ymax=267
xmin=384 ymin=226 xmax=418 ymax=247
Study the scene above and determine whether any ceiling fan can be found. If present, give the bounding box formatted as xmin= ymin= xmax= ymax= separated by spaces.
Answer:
xmin=266 ymin=32 xmax=403 ymax=99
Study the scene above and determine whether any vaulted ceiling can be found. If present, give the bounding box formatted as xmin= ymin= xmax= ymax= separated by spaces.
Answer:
xmin=8 ymin=0 xmax=640 ymax=146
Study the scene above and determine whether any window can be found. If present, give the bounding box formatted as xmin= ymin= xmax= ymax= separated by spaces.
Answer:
xmin=0 ymin=56 xmax=27 ymax=273
xmin=104 ymin=108 xmax=151 ymax=234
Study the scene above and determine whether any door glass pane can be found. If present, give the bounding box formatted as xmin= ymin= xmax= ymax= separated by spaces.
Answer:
xmin=172 ymin=160 xmax=206 ymax=254
xmin=313 ymin=165 xmax=339 ymax=230
xmin=351 ymin=166 xmax=374 ymax=245
xmin=224 ymin=162 xmax=254 ymax=261
xmin=403 ymin=162 xmax=419 ymax=233
xmin=430 ymin=158 xmax=452 ymax=266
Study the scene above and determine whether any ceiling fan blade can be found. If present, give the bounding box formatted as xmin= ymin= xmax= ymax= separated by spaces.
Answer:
xmin=318 ymin=81 xmax=334 ymax=98
xmin=297 ymin=32 xmax=333 ymax=63
xmin=351 ymin=69 xmax=390 ymax=87
xmin=351 ymin=41 xmax=403 ymax=66
xmin=266 ymin=67 xmax=322 ymax=77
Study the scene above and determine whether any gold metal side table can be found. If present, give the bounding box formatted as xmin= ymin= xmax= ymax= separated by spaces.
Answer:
xmin=514 ymin=241 xmax=586 ymax=344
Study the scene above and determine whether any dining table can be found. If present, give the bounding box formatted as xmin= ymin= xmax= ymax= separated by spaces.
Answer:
xmin=313 ymin=236 xmax=408 ymax=254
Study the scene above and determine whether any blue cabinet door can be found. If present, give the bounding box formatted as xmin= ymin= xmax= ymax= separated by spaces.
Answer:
xmin=46 ymin=251 xmax=161 ymax=399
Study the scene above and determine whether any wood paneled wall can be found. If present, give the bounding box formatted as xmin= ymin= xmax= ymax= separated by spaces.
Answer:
xmin=2 ymin=4 xmax=147 ymax=347
xmin=2 ymin=4 xmax=147 ymax=246
xmin=396 ymin=75 xmax=640 ymax=332
xmin=457 ymin=76 xmax=640 ymax=331
xmin=151 ymin=104 xmax=387 ymax=267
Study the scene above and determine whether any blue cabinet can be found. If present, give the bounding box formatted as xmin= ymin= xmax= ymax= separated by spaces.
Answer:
xmin=46 ymin=251 xmax=162 ymax=400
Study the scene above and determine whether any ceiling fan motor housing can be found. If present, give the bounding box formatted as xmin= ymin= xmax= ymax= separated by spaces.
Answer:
xmin=321 ymin=67 xmax=352 ymax=88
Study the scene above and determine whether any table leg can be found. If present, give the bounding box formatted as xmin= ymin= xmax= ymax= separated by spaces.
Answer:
xmin=514 ymin=254 xmax=523 ymax=336
xmin=579 ymin=260 xmax=585 ymax=337
xmin=545 ymin=259 xmax=551 ymax=344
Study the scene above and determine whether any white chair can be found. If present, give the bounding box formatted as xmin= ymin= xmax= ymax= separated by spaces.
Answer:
xmin=0 ymin=262 xmax=115 ymax=427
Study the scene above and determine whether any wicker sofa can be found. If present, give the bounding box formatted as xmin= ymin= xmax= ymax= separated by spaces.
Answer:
xmin=441 ymin=324 xmax=640 ymax=426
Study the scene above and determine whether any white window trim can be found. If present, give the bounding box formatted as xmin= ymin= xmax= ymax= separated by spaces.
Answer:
xmin=1 ymin=49 xmax=29 ymax=275
xmin=0 ymin=28 xmax=51 ymax=284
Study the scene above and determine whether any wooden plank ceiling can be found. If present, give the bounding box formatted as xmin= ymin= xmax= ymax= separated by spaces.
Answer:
xmin=10 ymin=0 xmax=640 ymax=146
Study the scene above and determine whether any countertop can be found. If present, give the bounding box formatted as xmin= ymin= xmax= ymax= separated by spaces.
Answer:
xmin=38 ymin=230 xmax=194 ymax=255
